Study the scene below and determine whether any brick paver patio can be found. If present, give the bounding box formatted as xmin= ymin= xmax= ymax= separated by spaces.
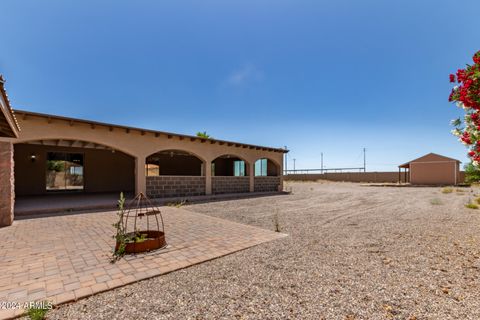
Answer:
xmin=0 ymin=207 xmax=286 ymax=319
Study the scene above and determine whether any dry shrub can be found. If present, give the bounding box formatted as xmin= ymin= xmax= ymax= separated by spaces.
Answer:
xmin=442 ymin=187 xmax=454 ymax=194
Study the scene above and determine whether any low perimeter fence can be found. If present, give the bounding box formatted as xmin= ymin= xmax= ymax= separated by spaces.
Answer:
xmin=284 ymin=171 xmax=465 ymax=183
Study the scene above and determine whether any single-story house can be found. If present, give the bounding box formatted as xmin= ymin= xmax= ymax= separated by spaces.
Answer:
xmin=0 ymin=75 xmax=287 ymax=227
xmin=398 ymin=153 xmax=461 ymax=185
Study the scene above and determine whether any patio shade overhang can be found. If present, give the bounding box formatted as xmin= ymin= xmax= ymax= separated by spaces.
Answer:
xmin=398 ymin=162 xmax=410 ymax=169
xmin=0 ymin=75 xmax=20 ymax=138
xmin=14 ymin=109 xmax=288 ymax=154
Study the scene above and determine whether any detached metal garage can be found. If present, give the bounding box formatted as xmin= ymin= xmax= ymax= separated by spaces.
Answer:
xmin=399 ymin=153 xmax=461 ymax=185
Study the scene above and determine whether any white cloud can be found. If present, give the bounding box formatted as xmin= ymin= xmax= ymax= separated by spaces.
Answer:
xmin=226 ymin=63 xmax=264 ymax=87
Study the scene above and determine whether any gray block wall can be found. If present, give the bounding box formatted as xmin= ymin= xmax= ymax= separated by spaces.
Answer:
xmin=146 ymin=176 xmax=206 ymax=198
xmin=212 ymin=176 xmax=250 ymax=194
xmin=254 ymin=176 xmax=280 ymax=192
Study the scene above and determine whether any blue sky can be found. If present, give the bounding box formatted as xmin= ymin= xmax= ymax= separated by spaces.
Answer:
xmin=1 ymin=0 xmax=479 ymax=171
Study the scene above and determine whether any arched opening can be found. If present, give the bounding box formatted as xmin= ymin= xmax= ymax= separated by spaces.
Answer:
xmin=254 ymin=158 xmax=281 ymax=192
xmin=145 ymin=150 xmax=206 ymax=198
xmin=212 ymin=155 xmax=249 ymax=176
xmin=146 ymin=150 xmax=204 ymax=176
xmin=211 ymin=155 xmax=250 ymax=194
xmin=14 ymin=139 xmax=135 ymax=196
xmin=254 ymin=158 xmax=280 ymax=176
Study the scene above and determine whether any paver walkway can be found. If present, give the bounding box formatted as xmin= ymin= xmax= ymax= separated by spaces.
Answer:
xmin=0 ymin=207 xmax=286 ymax=319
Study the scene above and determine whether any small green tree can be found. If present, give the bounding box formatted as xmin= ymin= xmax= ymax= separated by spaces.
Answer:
xmin=196 ymin=131 xmax=212 ymax=139
xmin=46 ymin=160 xmax=65 ymax=172
xmin=464 ymin=162 xmax=480 ymax=183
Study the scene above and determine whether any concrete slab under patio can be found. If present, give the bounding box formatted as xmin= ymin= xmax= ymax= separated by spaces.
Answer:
xmin=14 ymin=191 xmax=287 ymax=216
xmin=0 ymin=206 xmax=286 ymax=320
xmin=14 ymin=193 xmax=132 ymax=216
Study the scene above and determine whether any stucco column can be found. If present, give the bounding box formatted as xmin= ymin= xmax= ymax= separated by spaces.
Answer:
xmin=205 ymin=160 xmax=212 ymax=195
xmin=0 ymin=141 xmax=14 ymax=227
xmin=135 ymin=155 xmax=146 ymax=195
xmin=278 ymin=162 xmax=284 ymax=192
xmin=249 ymin=163 xmax=254 ymax=192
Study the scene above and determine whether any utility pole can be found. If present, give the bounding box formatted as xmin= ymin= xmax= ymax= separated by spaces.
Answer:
xmin=293 ymin=158 xmax=296 ymax=173
xmin=284 ymin=146 xmax=288 ymax=175
xmin=363 ymin=147 xmax=366 ymax=172
xmin=321 ymin=152 xmax=324 ymax=174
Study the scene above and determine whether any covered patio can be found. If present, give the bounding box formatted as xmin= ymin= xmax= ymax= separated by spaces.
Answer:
xmin=0 ymin=109 xmax=286 ymax=224
xmin=398 ymin=163 xmax=410 ymax=184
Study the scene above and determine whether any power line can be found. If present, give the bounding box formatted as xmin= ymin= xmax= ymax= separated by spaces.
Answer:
xmin=363 ymin=147 xmax=366 ymax=173
xmin=321 ymin=152 xmax=324 ymax=174
xmin=285 ymin=148 xmax=367 ymax=174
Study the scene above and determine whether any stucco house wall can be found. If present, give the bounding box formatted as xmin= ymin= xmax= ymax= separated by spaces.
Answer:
xmin=9 ymin=110 xmax=285 ymax=198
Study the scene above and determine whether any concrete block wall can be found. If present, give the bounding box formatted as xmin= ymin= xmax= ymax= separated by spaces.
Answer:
xmin=254 ymin=176 xmax=281 ymax=192
xmin=284 ymin=171 xmax=466 ymax=185
xmin=0 ymin=142 xmax=14 ymax=227
xmin=146 ymin=176 xmax=206 ymax=198
xmin=284 ymin=172 xmax=406 ymax=183
xmin=212 ymin=176 xmax=250 ymax=194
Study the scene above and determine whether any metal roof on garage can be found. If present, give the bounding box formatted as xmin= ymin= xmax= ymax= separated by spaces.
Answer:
xmin=399 ymin=153 xmax=460 ymax=169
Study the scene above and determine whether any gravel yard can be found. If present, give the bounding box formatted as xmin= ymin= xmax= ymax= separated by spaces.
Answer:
xmin=45 ymin=182 xmax=480 ymax=319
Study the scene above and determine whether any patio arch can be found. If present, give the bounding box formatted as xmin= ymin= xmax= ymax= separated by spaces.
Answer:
xmin=211 ymin=154 xmax=250 ymax=176
xmin=254 ymin=157 xmax=281 ymax=176
xmin=14 ymin=137 xmax=137 ymax=158
xmin=146 ymin=149 xmax=206 ymax=176
xmin=145 ymin=149 xmax=207 ymax=198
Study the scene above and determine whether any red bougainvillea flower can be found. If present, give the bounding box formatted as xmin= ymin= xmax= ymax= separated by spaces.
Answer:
xmin=474 ymin=51 xmax=480 ymax=65
xmin=450 ymin=50 xmax=480 ymax=164
xmin=456 ymin=69 xmax=466 ymax=82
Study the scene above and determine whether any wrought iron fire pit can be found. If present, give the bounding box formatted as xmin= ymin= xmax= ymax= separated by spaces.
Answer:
xmin=115 ymin=192 xmax=167 ymax=254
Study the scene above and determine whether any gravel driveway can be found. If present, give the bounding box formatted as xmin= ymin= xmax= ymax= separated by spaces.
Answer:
xmin=44 ymin=182 xmax=480 ymax=319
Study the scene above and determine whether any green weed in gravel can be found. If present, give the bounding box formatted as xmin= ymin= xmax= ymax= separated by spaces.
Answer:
xmin=167 ymin=200 xmax=187 ymax=208
xmin=465 ymin=203 xmax=479 ymax=210
xmin=26 ymin=302 xmax=51 ymax=320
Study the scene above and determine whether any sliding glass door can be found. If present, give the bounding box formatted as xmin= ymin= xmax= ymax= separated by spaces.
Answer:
xmin=46 ymin=152 xmax=84 ymax=191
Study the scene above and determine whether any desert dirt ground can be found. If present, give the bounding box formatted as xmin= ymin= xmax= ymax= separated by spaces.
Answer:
xmin=44 ymin=181 xmax=480 ymax=319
